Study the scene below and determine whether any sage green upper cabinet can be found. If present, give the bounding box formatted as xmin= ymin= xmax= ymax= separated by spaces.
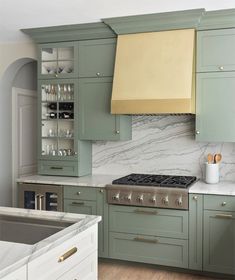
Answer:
xmin=78 ymin=38 xmax=116 ymax=78
xmin=197 ymin=28 xmax=235 ymax=73
xmin=78 ymin=77 xmax=132 ymax=141
xmin=196 ymin=72 xmax=235 ymax=142
xmin=38 ymin=42 xmax=78 ymax=79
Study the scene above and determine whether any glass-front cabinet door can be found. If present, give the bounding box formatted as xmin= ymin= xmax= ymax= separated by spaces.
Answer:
xmin=39 ymin=79 xmax=78 ymax=161
xmin=38 ymin=42 xmax=78 ymax=79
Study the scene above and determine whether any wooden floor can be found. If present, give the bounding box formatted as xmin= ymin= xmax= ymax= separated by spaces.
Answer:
xmin=98 ymin=260 xmax=220 ymax=280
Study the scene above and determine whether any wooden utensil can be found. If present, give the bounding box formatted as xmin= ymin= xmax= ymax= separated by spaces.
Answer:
xmin=214 ymin=153 xmax=222 ymax=164
xmin=207 ymin=153 xmax=214 ymax=164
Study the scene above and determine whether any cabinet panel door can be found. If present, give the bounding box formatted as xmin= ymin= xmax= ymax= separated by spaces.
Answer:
xmin=64 ymin=199 xmax=96 ymax=215
xmin=189 ymin=194 xmax=203 ymax=270
xmin=197 ymin=29 xmax=235 ymax=72
xmin=38 ymin=42 xmax=78 ymax=80
xmin=109 ymin=205 xmax=188 ymax=239
xmin=78 ymin=38 xmax=116 ymax=78
xmin=203 ymin=210 xmax=235 ymax=275
xmin=109 ymin=232 xmax=188 ymax=269
xmin=196 ymin=72 xmax=235 ymax=142
xmin=79 ymin=77 xmax=123 ymax=140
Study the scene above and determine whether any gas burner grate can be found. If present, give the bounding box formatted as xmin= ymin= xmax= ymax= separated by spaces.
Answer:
xmin=112 ymin=173 xmax=197 ymax=188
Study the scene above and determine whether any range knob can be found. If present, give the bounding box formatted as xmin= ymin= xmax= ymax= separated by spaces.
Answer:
xmin=112 ymin=193 xmax=120 ymax=201
xmin=150 ymin=196 xmax=156 ymax=203
xmin=137 ymin=194 xmax=144 ymax=203
xmin=162 ymin=196 xmax=169 ymax=205
xmin=125 ymin=194 xmax=132 ymax=201
xmin=177 ymin=196 xmax=183 ymax=206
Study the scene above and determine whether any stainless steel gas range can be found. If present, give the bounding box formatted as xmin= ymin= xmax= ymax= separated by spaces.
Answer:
xmin=106 ymin=173 xmax=197 ymax=210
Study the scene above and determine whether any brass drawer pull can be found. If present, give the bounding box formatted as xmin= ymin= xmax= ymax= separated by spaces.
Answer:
xmin=50 ymin=166 xmax=63 ymax=170
xmin=134 ymin=209 xmax=158 ymax=215
xmin=71 ymin=202 xmax=85 ymax=206
xmin=215 ymin=214 xmax=233 ymax=219
xmin=134 ymin=237 xmax=158 ymax=244
xmin=58 ymin=247 xmax=77 ymax=263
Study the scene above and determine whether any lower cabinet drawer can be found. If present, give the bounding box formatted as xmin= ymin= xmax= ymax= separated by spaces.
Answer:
xmin=2 ymin=265 xmax=27 ymax=280
xmin=57 ymin=251 xmax=97 ymax=280
xmin=204 ymin=195 xmax=235 ymax=212
xmin=28 ymin=224 xmax=97 ymax=280
xmin=64 ymin=199 xmax=97 ymax=215
xmin=109 ymin=232 xmax=188 ymax=268
xmin=38 ymin=160 xmax=78 ymax=176
xmin=109 ymin=205 xmax=188 ymax=239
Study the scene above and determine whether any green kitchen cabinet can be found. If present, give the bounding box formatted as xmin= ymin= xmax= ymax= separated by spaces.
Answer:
xmin=64 ymin=186 xmax=109 ymax=258
xmin=189 ymin=194 xmax=203 ymax=271
xmin=38 ymin=79 xmax=92 ymax=176
xmin=197 ymin=28 xmax=235 ymax=73
xmin=109 ymin=232 xmax=189 ymax=268
xmin=78 ymin=38 xmax=116 ymax=78
xmin=78 ymin=77 xmax=132 ymax=141
xmin=196 ymin=72 xmax=235 ymax=142
xmin=38 ymin=42 xmax=78 ymax=80
xmin=203 ymin=210 xmax=235 ymax=275
xmin=109 ymin=205 xmax=188 ymax=268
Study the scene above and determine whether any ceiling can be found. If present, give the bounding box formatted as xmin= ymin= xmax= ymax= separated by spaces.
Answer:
xmin=0 ymin=0 xmax=235 ymax=43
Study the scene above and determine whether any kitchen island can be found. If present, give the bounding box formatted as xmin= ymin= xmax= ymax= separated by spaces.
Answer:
xmin=0 ymin=207 xmax=101 ymax=279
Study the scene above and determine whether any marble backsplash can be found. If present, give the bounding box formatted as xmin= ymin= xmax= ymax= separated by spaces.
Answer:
xmin=92 ymin=115 xmax=235 ymax=181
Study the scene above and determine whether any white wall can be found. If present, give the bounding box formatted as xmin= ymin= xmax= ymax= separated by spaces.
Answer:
xmin=13 ymin=62 xmax=37 ymax=91
xmin=0 ymin=42 xmax=36 ymax=206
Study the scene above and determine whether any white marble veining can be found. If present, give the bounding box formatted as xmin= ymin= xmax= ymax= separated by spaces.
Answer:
xmin=17 ymin=174 xmax=119 ymax=188
xmin=0 ymin=207 xmax=101 ymax=278
xmin=93 ymin=115 xmax=235 ymax=181
xmin=189 ymin=180 xmax=235 ymax=196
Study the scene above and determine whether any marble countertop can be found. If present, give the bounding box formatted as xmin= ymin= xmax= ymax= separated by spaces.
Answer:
xmin=0 ymin=207 xmax=101 ymax=278
xmin=18 ymin=174 xmax=235 ymax=196
xmin=189 ymin=180 xmax=235 ymax=196
xmin=17 ymin=174 xmax=120 ymax=188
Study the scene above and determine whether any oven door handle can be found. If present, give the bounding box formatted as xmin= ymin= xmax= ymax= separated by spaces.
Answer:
xmin=39 ymin=195 xmax=44 ymax=210
xmin=34 ymin=194 xmax=39 ymax=210
xmin=134 ymin=209 xmax=158 ymax=215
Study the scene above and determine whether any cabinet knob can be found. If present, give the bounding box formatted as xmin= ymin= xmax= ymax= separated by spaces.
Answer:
xmin=55 ymin=73 xmax=58 ymax=78
xmin=221 ymin=201 xmax=227 ymax=206
xmin=196 ymin=130 xmax=200 ymax=135
xmin=218 ymin=66 xmax=224 ymax=70
xmin=193 ymin=196 xmax=198 ymax=201
xmin=100 ymin=189 xmax=104 ymax=193
xmin=115 ymin=130 xmax=120 ymax=134
xmin=76 ymin=191 xmax=81 ymax=195
xmin=96 ymin=72 xmax=101 ymax=77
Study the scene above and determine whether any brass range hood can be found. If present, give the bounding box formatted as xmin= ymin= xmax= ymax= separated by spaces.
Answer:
xmin=111 ymin=29 xmax=195 ymax=114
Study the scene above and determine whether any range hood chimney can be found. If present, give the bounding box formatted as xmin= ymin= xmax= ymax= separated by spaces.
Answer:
xmin=111 ymin=29 xmax=195 ymax=114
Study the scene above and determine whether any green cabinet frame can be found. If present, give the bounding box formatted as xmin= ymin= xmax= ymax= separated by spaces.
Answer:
xmin=203 ymin=210 xmax=235 ymax=275
xmin=197 ymin=28 xmax=235 ymax=73
xmin=78 ymin=77 xmax=132 ymax=141
xmin=196 ymin=72 xmax=235 ymax=142
xmin=189 ymin=194 xmax=203 ymax=270
xmin=38 ymin=42 xmax=79 ymax=80
xmin=78 ymin=38 xmax=116 ymax=78
xmin=63 ymin=186 xmax=109 ymax=258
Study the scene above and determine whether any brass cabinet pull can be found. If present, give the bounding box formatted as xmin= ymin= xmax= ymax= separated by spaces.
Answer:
xmin=71 ymin=202 xmax=85 ymax=206
xmin=134 ymin=237 xmax=158 ymax=244
xmin=215 ymin=214 xmax=233 ymax=219
xmin=39 ymin=195 xmax=44 ymax=210
xmin=58 ymin=247 xmax=77 ymax=262
xmin=134 ymin=209 xmax=158 ymax=215
xmin=50 ymin=166 xmax=63 ymax=170
xmin=34 ymin=194 xmax=39 ymax=210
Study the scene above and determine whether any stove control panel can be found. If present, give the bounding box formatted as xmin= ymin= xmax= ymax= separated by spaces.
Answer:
xmin=107 ymin=187 xmax=188 ymax=210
